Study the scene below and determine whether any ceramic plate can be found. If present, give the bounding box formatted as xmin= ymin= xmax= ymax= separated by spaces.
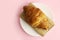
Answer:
xmin=20 ymin=3 xmax=53 ymax=36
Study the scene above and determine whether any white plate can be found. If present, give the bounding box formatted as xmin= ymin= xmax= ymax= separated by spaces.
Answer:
xmin=20 ymin=3 xmax=53 ymax=36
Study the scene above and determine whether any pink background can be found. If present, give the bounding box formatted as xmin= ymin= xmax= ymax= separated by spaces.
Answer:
xmin=0 ymin=0 xmax=60 ymax=40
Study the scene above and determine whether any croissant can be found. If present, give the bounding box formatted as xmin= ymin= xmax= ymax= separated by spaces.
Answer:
xmin=21 ymin=3 xmax=54 ymax=36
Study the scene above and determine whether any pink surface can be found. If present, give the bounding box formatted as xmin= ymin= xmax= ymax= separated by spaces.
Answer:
xmin=0 ymin=0 xmax=60 ymax=40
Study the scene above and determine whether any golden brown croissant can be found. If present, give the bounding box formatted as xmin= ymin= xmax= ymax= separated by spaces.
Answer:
xmin=21 ymin=3 xmax=54 ymax=36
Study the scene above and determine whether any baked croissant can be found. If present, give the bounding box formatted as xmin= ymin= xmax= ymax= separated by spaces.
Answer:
xmin=21 ymin=3 xmax=54 ymax=36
